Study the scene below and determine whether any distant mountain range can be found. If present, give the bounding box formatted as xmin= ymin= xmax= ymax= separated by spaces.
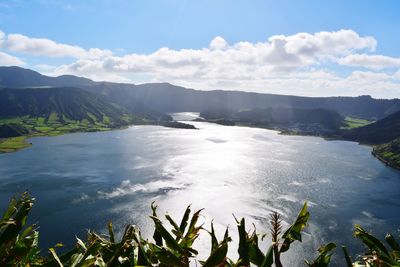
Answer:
xmin=1 ymin=66 xmax=399 ymax=120
xmin=0 ymin=66 xmax=400 ymax=167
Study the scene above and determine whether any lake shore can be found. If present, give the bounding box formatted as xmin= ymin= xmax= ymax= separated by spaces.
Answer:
xmin=0 ymin=120 xmax=198 ymax=154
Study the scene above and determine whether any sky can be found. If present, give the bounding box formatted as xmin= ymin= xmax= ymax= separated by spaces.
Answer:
xmin=0 ymin=0 xmax=399 ymax=98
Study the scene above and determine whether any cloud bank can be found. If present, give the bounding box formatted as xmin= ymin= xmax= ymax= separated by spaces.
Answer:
xmin=0 ymin=29 xmax=399 ymax=98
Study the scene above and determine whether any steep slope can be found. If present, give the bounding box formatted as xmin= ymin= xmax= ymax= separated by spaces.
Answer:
xmin=0 ymin=67 xmax=169 ymax=120
xmin=372 ymin=137 xmax=400 ymax=169
xmin=0 ymin=123 xmax=31 ymax=138
xmin=0 ymin=87 xmax=139 ymax=139
xmin=83 ymin=82 xmax=171 ymax=120
xmin=341 ymin=110 xmax=400 ymax=144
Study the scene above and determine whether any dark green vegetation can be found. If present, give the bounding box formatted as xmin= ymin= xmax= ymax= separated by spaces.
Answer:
xmin=340 ymin=111 xmax=400 ymax=168
xmin=373 ymin=137 xmax=400 ymax=170
xmin=2 ymin=193 xmax=400 ymax=266
xmin=0 ymin=87 xmax=136 ymax=127
xmin=0 ymin=87 xmax=148 ymax=152
xmin=0 ymin=123 xmax=31 ymax=138
xmin=201 ymin=108 xmax=345 ymax=135
xmin=1 ymin=66 xmax=400 ymax=166
xmin=160 ymin=121 xmax=197 ymax=129
xmin=342 ymin=110 xmax=400 ymax=144
xmin=341 ymin=117 xmax=374 ymax=130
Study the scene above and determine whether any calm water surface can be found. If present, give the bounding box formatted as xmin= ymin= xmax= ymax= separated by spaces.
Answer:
xmin=0 ymin=112 xmax=399 ymax=266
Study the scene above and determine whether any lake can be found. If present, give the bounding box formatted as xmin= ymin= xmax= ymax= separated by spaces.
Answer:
xmin=0 ymin=112 xmax=399 ymax=266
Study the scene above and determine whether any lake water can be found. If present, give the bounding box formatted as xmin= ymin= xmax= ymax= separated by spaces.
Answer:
xmin=1 ymin=112 xmax=399 ymax=266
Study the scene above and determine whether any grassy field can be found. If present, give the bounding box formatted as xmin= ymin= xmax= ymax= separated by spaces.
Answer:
xmin=0 ymin=113 xmax=133 ymax=153
xmin=341 ymin=116 xmax=374 ymax=130
xmin=0 ymin=136 xmax=31 ymax=153
xmin=373 ymin=137 xmax=400 ymax=169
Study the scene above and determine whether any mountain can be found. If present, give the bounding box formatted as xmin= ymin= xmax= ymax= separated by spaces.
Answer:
xmin=341 ymin=110 xmax=400 ymax=144
xmin=0 ymin=67 xmax=170 ymax=120
xmin=0 ymin=87 xmax=132 ymax=124
xmin=200 ymin=107 xmax=344 ymax=134
xmin=0 ymin=87 xmax=143 ymax=139
xmin=83 ymin=82 xmax=400 ymax=120
xmin=0 ymin=66 xmax=95 ymax=88
xmin=0 ymin=67 xmax=399 ymax=121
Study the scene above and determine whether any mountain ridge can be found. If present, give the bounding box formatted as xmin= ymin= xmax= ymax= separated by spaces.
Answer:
xmin=1 ymin=66 xmax=399 ymax=120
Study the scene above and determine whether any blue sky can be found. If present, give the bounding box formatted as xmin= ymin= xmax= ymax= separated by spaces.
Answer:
xmin=0 ymin=0 xmax=399 ymax=98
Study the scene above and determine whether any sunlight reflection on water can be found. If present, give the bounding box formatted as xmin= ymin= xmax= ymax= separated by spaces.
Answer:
xmin=0 ymin=113 xmax=399 ymax=266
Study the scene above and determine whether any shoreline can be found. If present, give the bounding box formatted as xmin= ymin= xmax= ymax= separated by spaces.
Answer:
xmin=0 ymin=120 xmax=198 ymax=154
xmin=196 ymin=119 xmax=400 ymax=171
xmin=2 ymin=119 xmax=399 ymax=172
xmin=371 ymin=150 xmax=400 ymax=171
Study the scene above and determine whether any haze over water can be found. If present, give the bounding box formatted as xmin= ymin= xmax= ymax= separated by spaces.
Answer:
xmin=1 ymin=113 xmax=399 ymax=266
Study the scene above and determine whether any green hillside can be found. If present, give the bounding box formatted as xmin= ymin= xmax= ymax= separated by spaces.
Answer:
xmin=341 ymin=110 xmax=400 ymax=144
xmin=0 ymin=87 xmax=145 ymax=152
xmin=372 ymin=137 xmax=400 ymax=169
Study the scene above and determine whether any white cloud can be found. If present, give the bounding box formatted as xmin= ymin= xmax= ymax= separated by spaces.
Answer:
xmin=0 ymin=30 xmax=4 ymax=47
xmin=338 ymin=54 xmax=400 ymax=69
xmin=0 ymin=28 xmax=398 ymax=98
xmin=395 ymin=70 xmax=400 ymax=80
xmin=0 ymin=51 xmax=24 ymax=66
xmin=52 ymin=29 xmax=378 ymax=77
xmin=209 ymin=36 xmax=228 ymax=51
xmin=3 ymin=33 xmax=112 ymax=59
xmin=275 ymin=29 xmax=376 ymax=56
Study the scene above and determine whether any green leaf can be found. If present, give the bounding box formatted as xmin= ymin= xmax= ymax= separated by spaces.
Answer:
xmin=305 ymin=243 xmax=336 ymax=267
xmin=209 ymin=221 xmax=219 ymax=252
xmin=237 ymin=218 xmax=250 ymax=266
xmin=156 ymin=247 xmax=183 ymax=266
xmin=260 ymin=246 xmax=273 ymax=267
xmin=150 ymin=216 xmax=184 ymax=253
xmin=151 ymin=202 xmax=163 ymax=246
xmin=385 ymin=233 xmax=400 ymax=251
xmin=76 ymin=237 xmax=87 ymax=251
xmin=108 ymin=221 xmax=115 ymax=243
xmin=341 ymin=246 xmax=352 ymax=267
xmin=132 ymin=230 xmax=150 ymax=266
xmin=202 ymin=242 xmax=228 ymax=267
xmin=181 ymin=209 xmax=203 ymax=248
xmin=165 ymin=213 xmax=182 ymax=239
xmin=179 ymin=205 xmax=192 ymax=234
xmin=1 ymin=196 xmax=17 ymax=220
xmin=49 ymin=248 xmax=64 ymax=267
xmin=280 ymin=202 xmax=310 ymax=254
xmin=354 ymin=225 xmax=390 ymax=258
xmin=248 ymin=232 xmax=266 ymax=266
xmin=94 ymin=256 xmax=106 ymax=267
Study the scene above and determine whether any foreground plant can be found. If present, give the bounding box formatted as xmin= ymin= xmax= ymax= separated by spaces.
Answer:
xmin=1 ymin=193 xmax=400 ymax=266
